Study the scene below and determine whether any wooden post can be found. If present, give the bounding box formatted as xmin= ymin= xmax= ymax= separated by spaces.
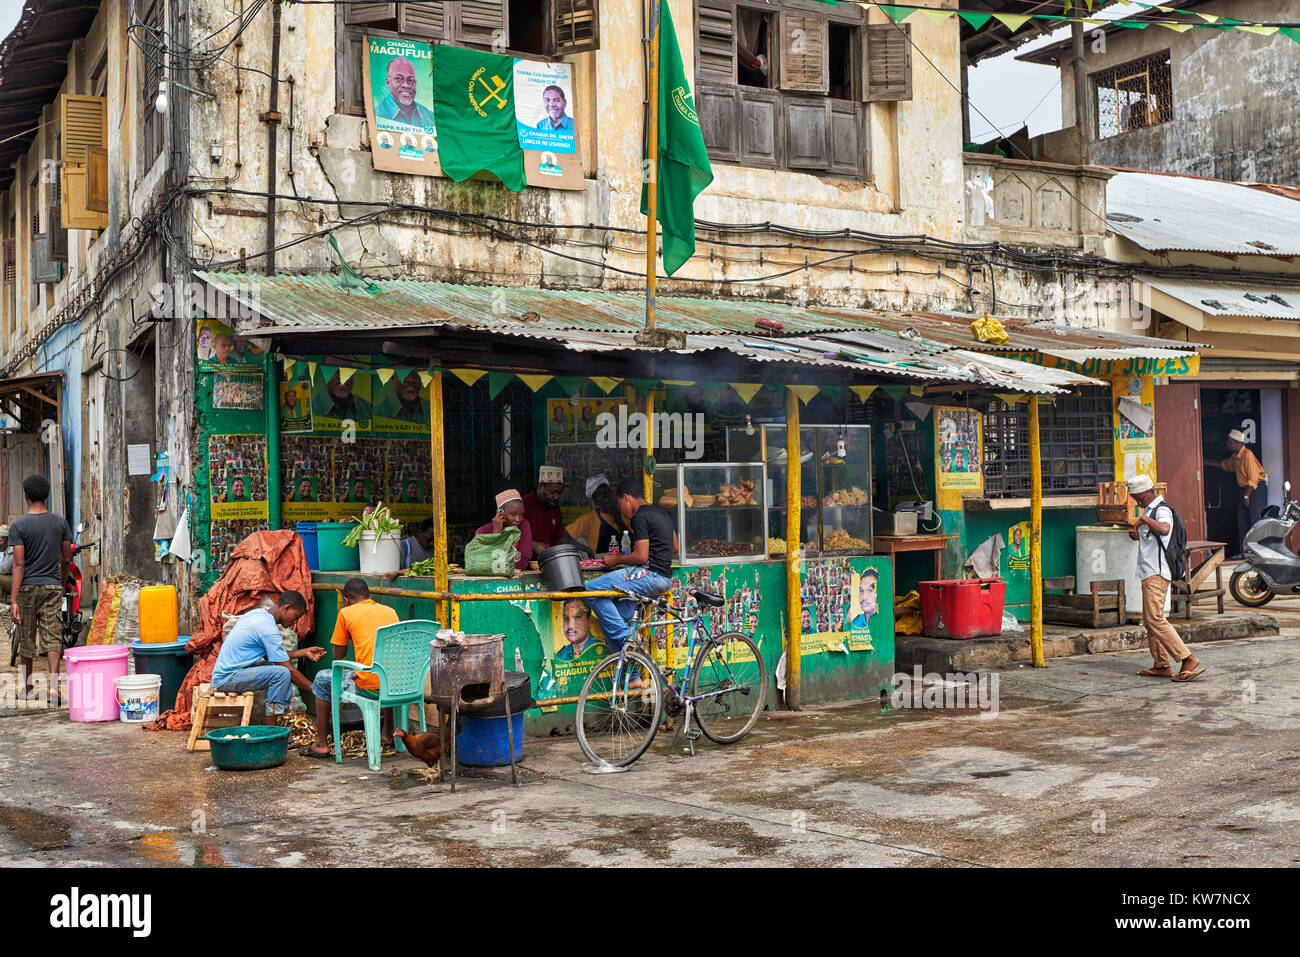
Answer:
xmin=1029 ymin=395 xmax=1045 ymax=667
xmin=429 ymin=371 xmax=449 ymax=628
xmin=785 ymin=386 xmax=802 ymax=709
xmin=644 ymin=1 xmax=661 ymax=332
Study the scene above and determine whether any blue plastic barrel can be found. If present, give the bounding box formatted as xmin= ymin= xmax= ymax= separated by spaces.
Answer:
xmin=296 ymin=522 xmax=320 ymax=570
xmin=455 ymin=713 xmax=525 ymax=767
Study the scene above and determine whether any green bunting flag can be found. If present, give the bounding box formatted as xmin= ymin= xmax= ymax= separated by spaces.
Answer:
xmin=487 ymin=372 xmax=516 ymax=401
xmin=641 ymin=0 xmax=714 ymax=277
xmin=430 ymin=45 xmax=526 ymax=191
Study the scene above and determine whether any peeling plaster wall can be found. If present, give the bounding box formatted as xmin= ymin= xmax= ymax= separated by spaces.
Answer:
xmin=1059 ymin=0 xmax=1300 ymax=185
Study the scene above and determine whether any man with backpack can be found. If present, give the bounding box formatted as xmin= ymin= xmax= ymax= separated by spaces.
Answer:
xmin=1127 ymin=476 xmax=1204 ymax=682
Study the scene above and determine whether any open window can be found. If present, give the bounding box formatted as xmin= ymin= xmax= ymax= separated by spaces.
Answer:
xmin=1092 ymin=52 xmax=1172 ymax=139
xmin=338 ymin=0 xmax=599 ymax=115
xmin=59 ymin=94 xmax=109 ymax=231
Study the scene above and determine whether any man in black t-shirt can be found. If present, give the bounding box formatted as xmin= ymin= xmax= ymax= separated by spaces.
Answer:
xmin=582 ymin=479 xmax=678 ymax=651
xmin=10 ymin=474 xmax=72 ymax=701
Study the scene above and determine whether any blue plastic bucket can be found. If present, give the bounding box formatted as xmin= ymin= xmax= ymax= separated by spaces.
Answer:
xmin=455 ymin=713 xmax=525 ymax=767
xmin=296 ymin=522 xmax=320 ymax=570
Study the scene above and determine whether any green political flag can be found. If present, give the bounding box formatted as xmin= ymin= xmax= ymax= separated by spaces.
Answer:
xmin=640 ymin=1 xmax=714 ymax=276
xmin=431 ymin=44 xmax=526 ymax=191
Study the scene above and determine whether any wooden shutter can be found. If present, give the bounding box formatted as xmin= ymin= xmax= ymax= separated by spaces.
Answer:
xmin=398 ymin=2 xmax=447 ymax=39
xmin=778 ymin=11 xmax=828 ymax=94
xmin=864 ymin=23 xmax=911 ymax=102
xmin=3 ymin=239 xmax=15 ymax=285
xmin=738 ymin=89 xmax=779 ymax=168
xmin=455 ymin=0 xmax=508 ymax=45
xmin=60 ymin=94 xmax=107 ymax=169
xmin=31 ymin=233 xmax=58 ymax=284
xmin=345 ymin=2 xmax=396 ymax=25
xmin=48 ymin=203 xmax=68 ymax=262
xmin=696 ymin=1 xmax=736 ymax=85
xmin=697 ymin=87 xmax=739 ymax=162
xmin=784 ymin=97 xmax=830 ymax=170
xmin=61 ymin=166 xmax=106 ymax=230
xmin=548 ymin=0 xmax=599 ymax=55
xmin=830 ymin=101 xmax=862 ymax=176
xmin=87 ymin=147 xmax=108 ymax=213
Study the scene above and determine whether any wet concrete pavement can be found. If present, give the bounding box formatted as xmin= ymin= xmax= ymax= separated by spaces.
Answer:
xmin=2 ymin=629 xmax=1298 ymax=867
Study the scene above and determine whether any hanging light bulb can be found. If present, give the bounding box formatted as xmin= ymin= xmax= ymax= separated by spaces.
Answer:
xmin=836 ymin=428 xmax=847 ymax=460
xmin=745 ymin=414 xmax=754 ymax=436
xmin=154 ymin=79 xmax=168 ymax=115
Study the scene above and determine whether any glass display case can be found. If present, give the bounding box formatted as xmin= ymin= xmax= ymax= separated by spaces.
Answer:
xmin=728 ymin=424 xmax=872 ymax=554
xmin=652 ymin=461 xmax=768 ymax=565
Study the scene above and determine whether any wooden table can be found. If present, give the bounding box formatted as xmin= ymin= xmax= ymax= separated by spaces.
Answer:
xmin=872 ymin=534 xmax=955 ymax=581
xmin=1173 ymin=540 xmax=1227 ymax=619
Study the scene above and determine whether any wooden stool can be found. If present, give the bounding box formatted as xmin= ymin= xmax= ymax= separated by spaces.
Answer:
xmin=187 ymin=683 xmax=256 ymax=752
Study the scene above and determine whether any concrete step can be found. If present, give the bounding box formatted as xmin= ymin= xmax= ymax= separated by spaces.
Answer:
xmin=895 ymin=612 xmax=1278 ymax=674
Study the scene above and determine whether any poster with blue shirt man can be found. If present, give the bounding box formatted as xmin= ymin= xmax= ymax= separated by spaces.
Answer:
xmin=514 ymin=60 xmax=576 ymax=153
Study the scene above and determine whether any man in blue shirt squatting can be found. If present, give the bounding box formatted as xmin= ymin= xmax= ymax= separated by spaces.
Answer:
xmin=211 ymin=591 xmax=326 ymax=720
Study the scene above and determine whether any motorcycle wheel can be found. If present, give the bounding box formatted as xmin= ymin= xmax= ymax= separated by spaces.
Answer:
xmin=1229 ymin=568 xmax=1274 ymax=607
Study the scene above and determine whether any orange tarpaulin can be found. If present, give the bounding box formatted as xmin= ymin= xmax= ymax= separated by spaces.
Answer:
xmin=145 ymin=529 xmax=314 ymax=732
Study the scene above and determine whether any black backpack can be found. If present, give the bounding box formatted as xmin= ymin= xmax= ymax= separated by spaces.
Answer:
xmin=1152 ymin=501 xmax=1188 ymax=581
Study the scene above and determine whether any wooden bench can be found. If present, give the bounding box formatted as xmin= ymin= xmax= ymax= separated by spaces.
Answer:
xmin=187 ymin=683 xmax=257 ymax=752
xmin=1171 ymin=540 xmax=1226 ymax=620
xmin=1042 ymin=576 xmax=1126 ymax=628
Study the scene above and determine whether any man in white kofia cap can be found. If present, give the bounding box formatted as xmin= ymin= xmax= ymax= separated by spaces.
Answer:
xmin=523 ymin=465 xmax=569 ymax=557
xmin=1128 ymin=475 xmax=1203 ymax=682
xmin=1205 ymin=427 xmax=1268 ymax=556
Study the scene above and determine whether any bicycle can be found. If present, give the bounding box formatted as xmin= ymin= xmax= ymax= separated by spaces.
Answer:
xmin=576 ymin=587 xmax=767 ymax=768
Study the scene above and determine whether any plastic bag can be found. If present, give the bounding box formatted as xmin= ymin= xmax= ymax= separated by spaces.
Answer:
xmin=1001 ymin=611 xmax=1024 ymax=633
xmin=464 ymin=526 xmax=522 ymax=577
xmin=893 ymin=589 xmax=923 ymax=636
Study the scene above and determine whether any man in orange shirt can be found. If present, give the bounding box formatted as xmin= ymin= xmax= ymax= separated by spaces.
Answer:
xmin=1206 ymin=428 xmax=1268 ymax=555
xmin=301 ymin=577 xmax=400 ymax=758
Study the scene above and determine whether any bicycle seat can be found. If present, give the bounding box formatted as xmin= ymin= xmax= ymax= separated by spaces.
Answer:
xmin=691 ymin=588 xmax=725 ymax=608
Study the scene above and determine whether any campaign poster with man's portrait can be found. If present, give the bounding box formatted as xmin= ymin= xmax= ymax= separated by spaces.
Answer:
xmin=364 ymin=36 xmax=441 ymax=176
xmin=279 ymin=379 xmax=313 ymax=433
xmin=513 ymin=59 xmax=585 ymax=189
xmin=372 ymin=370 xmax=432 ymax=437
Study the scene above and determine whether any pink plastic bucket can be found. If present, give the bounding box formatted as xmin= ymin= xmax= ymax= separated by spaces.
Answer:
xmin=64 ymin=644 xmax=130 ymax=722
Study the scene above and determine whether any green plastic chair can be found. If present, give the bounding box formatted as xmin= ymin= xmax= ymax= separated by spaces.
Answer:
xmin=331 ymin=619 xmax=438 ymax=771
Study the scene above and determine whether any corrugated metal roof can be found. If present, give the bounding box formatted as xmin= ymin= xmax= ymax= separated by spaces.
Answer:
xmin=1139 ymin=276 xmax=1300 ymax=321
xmin=1106 ymin=171 xmax=1300 ymax=255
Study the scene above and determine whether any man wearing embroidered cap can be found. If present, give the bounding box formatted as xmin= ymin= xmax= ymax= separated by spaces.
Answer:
xmin=523 ymin=465 xmax=569 ymax=556
xmin=1128 ymin=475 xmax=1203 ymax=682
xmin=474 ymin=489 xmax=533 ymax=571
xmin=1205 ymin=428 xmax=1268 ymax=555
xmin=565 ymin=473 xmax=628 ymax=556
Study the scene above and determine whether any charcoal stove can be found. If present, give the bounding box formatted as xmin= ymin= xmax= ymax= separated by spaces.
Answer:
xmin=428 ymin=633 xmax=518 ymax=790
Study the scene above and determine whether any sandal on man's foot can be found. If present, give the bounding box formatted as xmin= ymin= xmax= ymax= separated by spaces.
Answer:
xmin=1172 ymin=667 xmax=1205 ymax=682
xmin=1137 ymin=667 xmax=1174 ymax=677
xmin=298 ymin=744 xmax=332 ymax=758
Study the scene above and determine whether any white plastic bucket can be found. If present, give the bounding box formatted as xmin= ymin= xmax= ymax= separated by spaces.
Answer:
xmin=115 ymin=673 xmax=162 ymax=724
xmin=358 ymin=530 xmax=401 ymax=575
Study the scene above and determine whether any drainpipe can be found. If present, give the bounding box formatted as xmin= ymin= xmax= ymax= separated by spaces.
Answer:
xmin=263 ymin=0 xmax=282 ymax=275
xmin=1071 ymin=22 xmax=1088 ymax=165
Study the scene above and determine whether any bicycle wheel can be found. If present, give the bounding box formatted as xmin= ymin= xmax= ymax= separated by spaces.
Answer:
xmin=689 ymin=632 xmax=767 ymax=744
xmin=576 ymin=648 xmax=665 ymax=767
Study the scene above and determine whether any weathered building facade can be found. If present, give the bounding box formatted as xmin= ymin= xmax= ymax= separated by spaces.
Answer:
xmin=1020 ymin=0 xmax=1300 ymax=185
xmin=0 ymin=0 xmax=1138 ymax=624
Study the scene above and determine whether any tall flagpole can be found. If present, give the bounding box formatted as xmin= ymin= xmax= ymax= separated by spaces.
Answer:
xmin=644 ymin=0 xmax=661 ymax=332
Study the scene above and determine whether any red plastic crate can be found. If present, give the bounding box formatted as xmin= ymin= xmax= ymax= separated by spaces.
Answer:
xmin=918 ymin=578 xmax=1007 ymax=639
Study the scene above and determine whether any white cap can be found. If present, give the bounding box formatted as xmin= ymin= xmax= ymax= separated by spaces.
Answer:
xmin=1128 ymin=475 xmax=1155 ymax=494
xmin=1228 ymin=429 xmax=1247 ymax=444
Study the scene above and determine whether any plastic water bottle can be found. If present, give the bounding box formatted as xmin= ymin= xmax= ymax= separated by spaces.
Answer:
xmin=608 ymin=535 xmax=618 ymax=554
xmin=621 ymin=530 xmax=631 ymax=554
xmin=514 ymin=648 xmax=524 ymax=672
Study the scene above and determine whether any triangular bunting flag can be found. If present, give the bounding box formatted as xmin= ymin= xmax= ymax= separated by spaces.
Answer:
xmin=589 ymin=377 xmax=623 ymax=394
xmin=881 ymin=385 xmax=908 ymax=401
xmin=1235 ymin=25 xmax=1278 ymax=35
xmin=626 ymin=378 xmax=658 ymax=394
xmin=554 ymin=376 xmax=586 ymax=395
xmin=993 ymin=13 xmax=1031 ymax=32
xmin=375 ymin=368 xmax=394 ymax=385
xmin=1197 ymin=12 xmax=1219 ymax=21
xmin=904 ymin=401 xmax=931 ymax=421
xmin=995 ymin=393 xmax=1027 ymax=406
xmin=908 ymin=384 xmax=925 ymax=396
xmin=1117 ymin=21 xmax=1150 ymax=28
xmin=730 ymin=382 xmax=765 ymax=405
xmin=788 ymin=385 xmax=821 ymax=405
xmin=1161 ymin=22 xmax=1194 ymax=31
xmin=517 ymin=374 xmax=554 ymax=392
xmin=418 ymin=371 xmax=434 ymax=387
xmin=849 ymin=385 xmax=878 ymax=404
xmin=878 ymin=6 xmax=916 ymax=24
xmin=451 ymin=368 xmax=487 ymax=388
xmin=957 ymin=11 xmax=992 ymax=29
xmin=338 ymin=367 xmax=357 ymax=385
xmin=281 ymin=357 xmax=295 ymax=377
xmin=487 ymin=372 xmax=515 ymax=401
xmin=307 ymin=361 xmax=318 ymax=382
xmin=1283 ymin=27 xmax=1300 ymax=44
xmin=820 ymin=386 xmax=843 ymax=406
xmin=920 ymin=9 xmax=953 ymax=25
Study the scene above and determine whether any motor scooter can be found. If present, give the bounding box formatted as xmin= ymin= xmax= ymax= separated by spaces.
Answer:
xmin=6 ymin=522 xmax=94 ymax=667
xmin=1230 ymin=481 xmax=1300 ymax=607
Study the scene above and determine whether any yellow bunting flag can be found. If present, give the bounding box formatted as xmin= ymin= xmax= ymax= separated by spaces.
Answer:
xmin=1197 ymin=12 xmax=1219 ymax=21
xmin=375 ymin=368 xmax=394 ymax=385
xmin=995 ymin=393 xmax=1027 ymax=406
xmin=450 ymin=368 xmax=487 ymax=388
xmin=516 ymin=374 xmax=554 ymax=392
xmin=730 ymin=382 xmax=765 ymax=404
xmin=339 ymin=367 xmax=356 ymax=385
xmin=1236 ymin=25 xmax=1278 ymax=34
xmin=281 ymin=357 xmax=295 ymax=376
xmin=589 ymin=377 xmax=623 ymax=394
xmin=849 ymin=385 xmax=878 ymax=404
xmin=788 ymin=385 xmax=821 ymax=405
xmin=1161 ymin=22 xmax=1194 ymax=31
xmin=920 ymin=9 xmax=954 ymax=24
xmin=909 ymin=384 xmax=925 ymax=396
xmin=419 ymin=371 xmax=434 ymax=386
xmin=307 ymin=361 xmax=318 ymax=382
xmin=662 ymin=379 xmax=694 ymax=386
xmin=993 ymin=13 xmax=1031 ymax=32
